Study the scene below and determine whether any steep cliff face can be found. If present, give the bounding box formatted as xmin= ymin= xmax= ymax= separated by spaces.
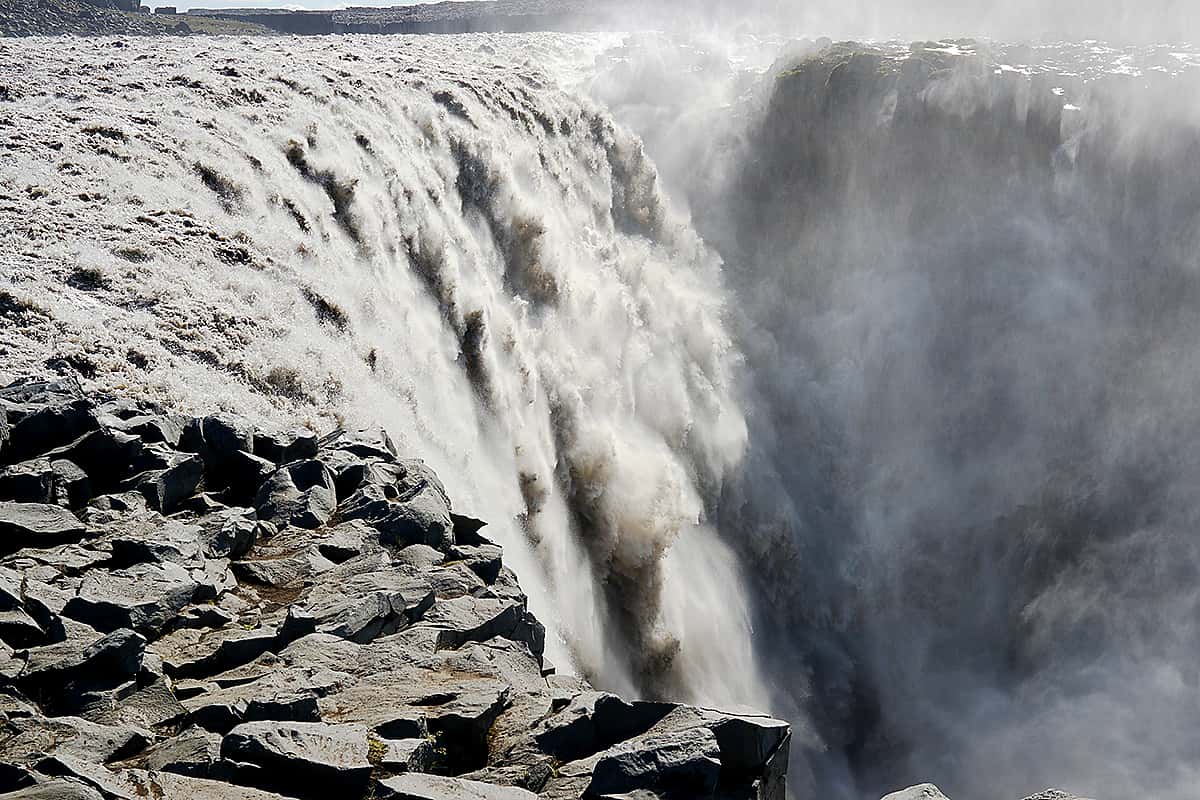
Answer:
xmin=0 ymin=376 xmax=790 ymax=799
xmin=693 ymin=40 xmax=1200 ymax=800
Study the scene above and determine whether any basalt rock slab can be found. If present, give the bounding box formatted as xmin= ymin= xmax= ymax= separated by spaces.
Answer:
xmin=63 ymin=563 xmax=200 ymax=637
xmin=337 ymin=459 xmax=453 ymax=549
xmin=220 ymin=720 xmax=374 ymax=798
xmin=134 ymin=451 xmax=204 ymax=513
xmin=254 ymin=460 xmax=336 ymax=530
xmin=253 ymin=429 xmax=318 ymax=465
xmin=280 ymin=568 xmax=434 ymax=644
xmin=0 ymin=778 xmax=105 ymax=800
xmin=0 ymin=381 xmax=98 ymax=466
xmin=376 ymin=773 xmax=538 ymax=800
xmin=0 ymin=458 xmax=90 ymax=509
xmin=113 ymin=725 xmax=222 ymax=777
xmin=0 ymin=503 xmax=87 ymax=555
xmin=0 ymin=713 xmax=152 ymax=766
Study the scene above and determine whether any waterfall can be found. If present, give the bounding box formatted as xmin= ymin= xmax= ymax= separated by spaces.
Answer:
xmin=0 ymin=32 xmax=766 ymax=712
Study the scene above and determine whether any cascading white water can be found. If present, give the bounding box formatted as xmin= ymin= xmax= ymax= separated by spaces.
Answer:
xmin=0 ymin=33 xmax=767 ymax=712
xmin=588 ymin=32 xmax=1200 ymax=800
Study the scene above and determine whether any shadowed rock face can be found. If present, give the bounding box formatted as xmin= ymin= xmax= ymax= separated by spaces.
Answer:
xmin=689 ymin=39 xmax=1200 ymax=800
xmin=0 ymin=376 xmax=789 ymax=799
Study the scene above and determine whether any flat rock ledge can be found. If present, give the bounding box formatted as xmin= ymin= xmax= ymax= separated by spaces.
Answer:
xmin=0 ymin=377 xmax=789 ymax=800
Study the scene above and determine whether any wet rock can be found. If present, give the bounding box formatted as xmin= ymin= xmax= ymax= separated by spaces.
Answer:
xmin=0 ymin=502 xmax=86 ymax=554
xmin=376 ymin=773 xmax=538 ymax=800
xmin=255 ymin=460 xmax=336 ymax=530
xmin=220 ymin=720 xmax=374 ymax=798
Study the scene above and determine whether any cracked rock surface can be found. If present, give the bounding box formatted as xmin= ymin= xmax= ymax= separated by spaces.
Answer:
xmin=0 ymin=377 xmax=790 ymax=799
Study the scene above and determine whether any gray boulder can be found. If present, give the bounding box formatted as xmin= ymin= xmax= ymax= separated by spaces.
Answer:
xmin=318 ymin=427 xmax=398 ymax=461
xmin=17 ymin=628 xmax=145 ymax=706
xmin=375 ymin=737 xmax=434 ymax=773
xmin=0 ymin=713 xmax=151 ymax=766
xmin=376 ymin=773 xmax=538 ymax=800
xmin=253 ymin=428 xmax=318 ymax=464
xmin=586 ymin=725 xmax=721 ymax=798
xmin=107 ymin=413 xmax=184 ymax=447
xmin=255 ymin=460 xmax=336 ymax=530
xmin=201 ymin=509 xmax=268 ymax=560
xmin=63 ymin=562 xmax=199 ymax=637
xmin=0 ymin=779 xmax=104 ymax=800
xmin=43 ymin=429 xmax=142 ymax=493
xmin=0 ymin=380 xmax=97 ymax=465
xmin=281 ymin=568 xmax=434 ymax=644
xmin=0 ymin=502 xmax=86 ymax=554
xmin=114 ymin=725 xmax=222 ymax=777
xmin=181 ymin=667 xmax=344 ymax=732
xmin=0 ymin=458 xmax=90 ymax=509
xmin=150 ymin=621 xmax=281 ymax=679
xmin=134 ymin=451 xmax=203 ymax=513
xmin=220 ymin=720 xmax=374 ymax=798
xmin=881 ymin=787 xmax=951 ymax=800
xmin=224 ymin=450 xmax=277 ymax=506
xmin=338 ymin=459 xmax=453 ymax=549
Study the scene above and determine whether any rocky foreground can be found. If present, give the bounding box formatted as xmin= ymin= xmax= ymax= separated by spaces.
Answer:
xmin=0 ymin=377 xmax=789 ymax=799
